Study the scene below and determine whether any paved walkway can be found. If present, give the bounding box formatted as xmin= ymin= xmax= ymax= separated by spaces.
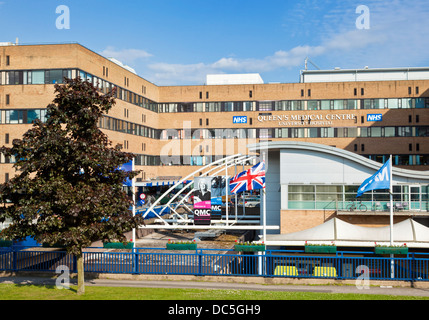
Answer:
xmin=1 ymin=275 xmax=429 ymax=298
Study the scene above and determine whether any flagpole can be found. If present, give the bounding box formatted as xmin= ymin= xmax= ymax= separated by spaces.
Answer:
xmin=225 ymin=160 xmax=229 ymax=227
xmin=389 ymin=154 xmax=393 ymax=246
xmin=389 ymin=155 xmax=394 ymax=279
xmin=132 ymin=157 xmax=136 ymax=251
xmin=262 ymin=151 xmax=267 ymax=243
xmin=234 ymin=161 xmax=237 ymax=222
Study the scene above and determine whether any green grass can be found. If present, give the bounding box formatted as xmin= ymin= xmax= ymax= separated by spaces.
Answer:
xmin=0 ymin=283 xmax=427 ymax=300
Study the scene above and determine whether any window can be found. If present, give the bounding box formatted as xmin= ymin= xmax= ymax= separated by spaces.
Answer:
xmin=416 ymin=87 xmax=419 ymax=94
xmin=307 ymin=100 xmax=319 ymax=110
xmin=354 ymin=88 xmax=357 ymax=96
xmin=361 ymin=88 xmax=364 ymax=95
xmin=301 ymin=89 xmax=304 ymax=97
xmin=249 ymin=90 xmax=253 ymax=98
xmin=5 ymin=133 xmax=9 ymax=144
xmin=206 ymin=92 xmax=209 ymax=99
xmin=32 ymin=70 xmax=45 ymax=84
xmin=409 ymin=87 xmax=412 ymax=95
xmin=409 ymin=144 xmax=413 ymax=151
xmin=6 ymin=56 xmax=10 ymax=66
xmin=308 ymin=89 xmax=311 ymax=97
xmin=361 ymin=144 xmax=365 ymax=152
xmin=6 ymin=94 xmax=10 ymax=105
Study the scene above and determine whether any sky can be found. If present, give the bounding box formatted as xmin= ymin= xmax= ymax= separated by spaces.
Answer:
xmin=0 ymin=0 xmax=429 ymax=86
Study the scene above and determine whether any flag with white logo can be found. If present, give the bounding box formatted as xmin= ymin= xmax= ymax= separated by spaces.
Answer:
xmin=356 ymin=159 xmax=391 ymax=197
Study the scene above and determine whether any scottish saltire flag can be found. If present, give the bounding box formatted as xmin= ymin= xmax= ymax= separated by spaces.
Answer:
xmin=356 ymin=159 xmax=391 ymax=197
xmin=229 ymin=162 xmax=265 ymax=194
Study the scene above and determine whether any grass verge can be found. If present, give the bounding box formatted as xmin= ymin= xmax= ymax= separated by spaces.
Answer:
xmin=0 ymin=283 xmax=427 ymax=300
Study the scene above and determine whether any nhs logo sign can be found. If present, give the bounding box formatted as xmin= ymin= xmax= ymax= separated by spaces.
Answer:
xmin=367 ymin=114 xmax=382 ymax=122
xmin=233 ymin=116 xmax=247 ymax=124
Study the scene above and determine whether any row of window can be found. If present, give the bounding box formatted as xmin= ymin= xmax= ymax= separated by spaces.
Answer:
xmin=158 ymin=98 xmax=429 ymax=113
xmin=2 ymin=69 xmax=429 ymax=114
xmin=1 ymin=109 xmax=428 ymax=141
xmin=97 ymin=115 xmax=159 ymax=139
xmin=364 ymin=155 xmax=429 ymax=166
xmin=0 ymin=69 xmax=158 ymax=113
xmin=160 ymin=126 xmax=429 ymax=140
xmin=0 ymin=109 xmax=47 ymax=124
xmin=286 ymin=184 xmax=428 ymax=210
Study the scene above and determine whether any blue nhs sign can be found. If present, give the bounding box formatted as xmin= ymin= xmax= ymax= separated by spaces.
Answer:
xmin=367 ymin=114 xmax=382 ymax=122
xmin=233 ymin=116 xmax=247 ymax=124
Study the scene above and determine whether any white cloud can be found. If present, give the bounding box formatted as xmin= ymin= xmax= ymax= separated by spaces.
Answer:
xmin=100 ymin=46 xmax=152 ymax=64
xmin=119 ymin=0 xmax=429 ymax=85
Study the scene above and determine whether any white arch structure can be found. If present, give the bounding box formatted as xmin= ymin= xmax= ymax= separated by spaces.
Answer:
xmin=138 ymin=154 xmax=279 ymax=231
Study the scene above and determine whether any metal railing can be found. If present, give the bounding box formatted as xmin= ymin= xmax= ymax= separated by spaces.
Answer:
xmin=1 ymin=247 xmax=429 ymax=282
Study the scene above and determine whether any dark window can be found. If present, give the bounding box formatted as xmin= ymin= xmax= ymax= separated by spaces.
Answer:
xmin=250 ymin=117 xmax=253 ymax=125
xmin=206 ymin=118 xmax=209 ymax=125
xmin=308 ymin=89 xmax=311 ymax=97
xmin=199 ymin=92 xmax=202 ymax=99
xmin=199 ymin=118 xmax=202 ymax=126
xmin=206 ymin=92 xmax=209 ymax=99
xmin=354 ymin=88 xmax=357 ymax=96
xmin=6 ymin=56 xmax=10 ymax=66
xmin=416 ymin=143 xmax=420 ymax=151
xmin=5 ymin=173 xmax=9 ymax=182
xmin=408 ymin=87 xmax=412 ymax=95
xmin=416 ymin=87 xmax=419 ymax=94
xmin=409 ymin=144 xmax=412 ymax=151
xmin=354 ymin=144 xmax=358 ymax=152
xmin=361 ymin=116 xmax=364 ymax=123
xmin=416 ymin=115 xmax=420 ymax=123
xmin=6 ymin=94 xmax=10 ymax=105
xmin=301 ymin=89 xmax=304 ymax=97
xmin=5 ymin=133 xmax=9 ymax=144
xmin=361 ymin=88 xmax=365 ymax=95
xmin=361 ymin=144 xmax=365 ymax=152
xmin=409 ymin=115 xmax=412 ymax=123
xmin=249 ymin=90 xmax=253 ymax=98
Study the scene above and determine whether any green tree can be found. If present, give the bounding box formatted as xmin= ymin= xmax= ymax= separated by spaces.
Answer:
xmin=0 ymin=78 xmax=144 ymax=294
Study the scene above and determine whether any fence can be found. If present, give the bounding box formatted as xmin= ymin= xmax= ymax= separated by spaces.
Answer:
xmin=1 ymin=247 xmax=429 ymax=282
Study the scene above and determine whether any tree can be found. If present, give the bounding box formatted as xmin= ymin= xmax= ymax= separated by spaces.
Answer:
xmin=0 ymin=77 xmax=144 ymax=294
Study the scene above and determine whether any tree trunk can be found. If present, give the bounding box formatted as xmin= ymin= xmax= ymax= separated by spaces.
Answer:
xmin=77 ymin=252 xmax=85 ymax=295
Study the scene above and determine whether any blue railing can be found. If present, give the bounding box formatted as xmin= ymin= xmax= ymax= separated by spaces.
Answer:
xmin=1 ymin=247 xmax=429 ymax=282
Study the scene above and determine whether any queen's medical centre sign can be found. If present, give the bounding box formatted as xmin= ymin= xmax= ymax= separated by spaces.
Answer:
xmin=257 ymin=113 xmax=357 ymax=126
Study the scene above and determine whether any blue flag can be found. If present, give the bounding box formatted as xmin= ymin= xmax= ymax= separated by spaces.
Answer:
xmin=356 ymin=159 xmax=391 ymax=197
xmin=119 ymin=159 xmax=133 ymax=187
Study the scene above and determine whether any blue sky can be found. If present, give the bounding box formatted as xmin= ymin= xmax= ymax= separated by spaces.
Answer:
xmin=1 ymin=0 xmax=429 ymax=85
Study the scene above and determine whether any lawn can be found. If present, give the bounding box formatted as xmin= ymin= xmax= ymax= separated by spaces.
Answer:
xmin=0 ymin=283 xmax=427 ymax=300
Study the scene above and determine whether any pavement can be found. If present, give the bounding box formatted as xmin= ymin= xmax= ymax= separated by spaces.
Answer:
xmin=1 ymin=274 xmax=429 ymax=298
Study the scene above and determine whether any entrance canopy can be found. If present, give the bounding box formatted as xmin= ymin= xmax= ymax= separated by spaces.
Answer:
xmin=266 ymin=218 xmax=429 ymax=248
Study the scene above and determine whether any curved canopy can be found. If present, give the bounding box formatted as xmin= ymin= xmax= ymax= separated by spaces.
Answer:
xmin=266 ymin=218 xmax=429 ymax=248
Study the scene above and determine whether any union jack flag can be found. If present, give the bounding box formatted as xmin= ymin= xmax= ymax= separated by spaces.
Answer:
xmin=229 ymin=162 xmax=265 ymax=194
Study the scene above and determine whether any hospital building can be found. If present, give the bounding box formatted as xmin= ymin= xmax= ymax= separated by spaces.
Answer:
xmin=1 ymin=42 xmax=428 ymax=238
